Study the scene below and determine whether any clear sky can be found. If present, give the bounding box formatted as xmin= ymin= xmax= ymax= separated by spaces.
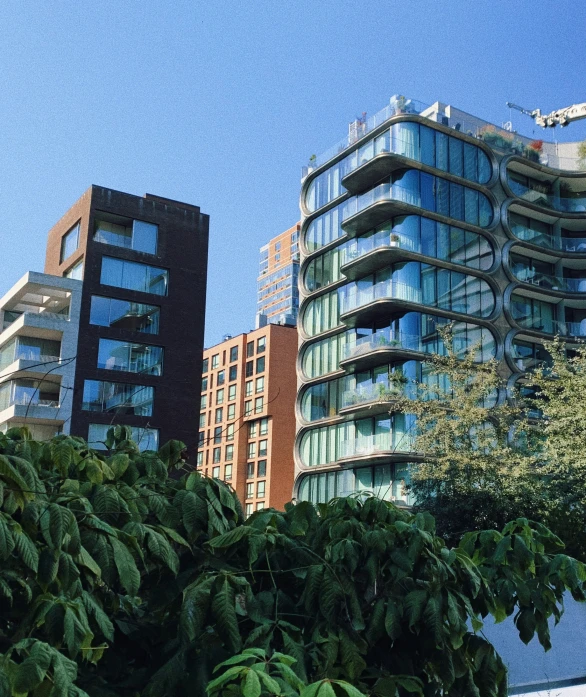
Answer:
xmin=1 ymin=0 xmax=585 ymax=347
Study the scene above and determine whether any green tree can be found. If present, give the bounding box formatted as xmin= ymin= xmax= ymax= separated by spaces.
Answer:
xmin=0 ymin=426 xmax=583 ymax=697
xmin=392 ymin=332 xmax=540 ymax=542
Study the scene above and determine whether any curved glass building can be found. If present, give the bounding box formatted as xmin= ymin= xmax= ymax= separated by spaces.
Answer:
xmin=295 ymin=96 xmax=586 ymax=506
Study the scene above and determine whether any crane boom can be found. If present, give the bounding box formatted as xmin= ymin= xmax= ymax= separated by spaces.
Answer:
xmin=506 ymin=100 xmax=586 ymax=128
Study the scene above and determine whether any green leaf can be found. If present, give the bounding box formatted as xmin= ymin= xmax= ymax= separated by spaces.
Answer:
xmin=211 ymin=575 xmax=241 ymax=652
xmin=243 ymin=668 xmax=261 ymax=697
xmin=110 ymin=536 xmax=141 ymax=596
xmin=0 ymin=517 xmax=15 ymax=560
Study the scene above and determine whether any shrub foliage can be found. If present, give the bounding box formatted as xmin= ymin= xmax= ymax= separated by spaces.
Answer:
xmin=0 ymin=426 xmax=583 ymax=697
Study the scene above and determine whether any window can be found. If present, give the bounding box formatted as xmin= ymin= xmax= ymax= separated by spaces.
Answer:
xmin=260 ymin=418 xmax=268 ymax=436
xmin=226 ymin=424 xmax=234 ymax=441
xmin=202 ymin=358 xmax=209 ymax=373
xmin=257 ymin=481 xmax=266 ymax=498
xmin=60 ymin=223 xmax=80 ymax=263
xmin=247 ymin=462 xmax=255 ymax=478
xmin=217 ymin=370 xmax=225 ymax=386
xmin=228 ymin=385 xmax=236 ymax=401
xmin=256 ymin=356 xmax=265 ymax=373
xmin=198 ymin=431 xmax=205 ymax=447
xmin=246 ymin=341 xmax=254 ymax=357
xmin=258 ymin=460 xmax=267 ymax=477
xmin=212 ymin=466 xmax=220 ymax=478
xmin=65 ymin=260 xmax=83 ymax=280
xmin=90 ymin=296 xmax=160 ymax=334
xmin=254 ymin=397 xmax=264 ymax=413
xmin=249 ymin=422 xmax=258 ymax=438
xmin=230 ymin=346 xmax=238 ymax=362
xmin=82 ymin=380 xmax=154 ymax=416
xmin=200 ymin=394 xmax=207 ymax=409
xmin=202 ymin=378 xmax=208 ymax=393
xmin=245 ymin=361 xmax=254 ymax=378
xmin=246 ymin=483 xmax=254 ymax=499
xmin=94 ymin=218 xmax=158 ymax=255
xmin=259 ymin=439 xmax=268 ymax=457
xmin=213 ymin=448 xmax=221 ymax=464
xmin=257 ymin=502 xmax=265 ymax=511
xmin=211 ymin=354 xmax=219 ymax=369
xmin=275 ymin=253 xmax=281 ymax=263
xmin=225 ymin=463 xmax=233 ymax=480
xmin=245 ymin=380 xmax=253 ymax=396
xmin=100 ymin=257 xmax=168 ymax=296
xmin=229 ymin=365 xmax=238 ymax=381
xmin=257 ymin=337 xmax=266 ymax=353
xmin=225 ymin=445 xmax=234 ymax=462
xmin=255 ymin=377 xmax=264 ymax=393
xmin=244 ymin=400 xmax=252 ymax=415
xmin=213 ymin=426 xmax=222 ymax=444
xmin=87 ymin=423 xmax=159 ymax=451
xmin=275 ymin=241 xmax=281 ymax=252
xmin=248 ymin=442 xmax=256 ymax=459
xmin=227 ymin=404 xmax=235 ymax=420
xmin=216 ymin=388 xmax=224 ymax=405
xmin=196 ymin=452 xmax=203 ymax=467
xmin=245 ymin=503 xmax=253 ymax=516
xmin=199 ymin=413 xmax=205 ymax=428
xmin=215 ymin=408 xmax=223 ymax=424
xmin=97 ymin=338 xmax=163 ymax=375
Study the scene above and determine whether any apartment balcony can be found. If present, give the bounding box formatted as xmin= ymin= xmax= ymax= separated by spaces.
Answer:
xmin=341 ymin=182 xmax=422 ymax=237
xmin=507 ymin=178 xmax=586 ymax=216
xmin=339 ymin=382 xmax=405 ymax=417
xmin=0 ymin=394 xmax=62 ymax=428
xmin=1 ymin=310 xmax=71 ymax=343
xmin=512 ymin=315 xmax=586 ymax=338
xmin=338 ymin=433 xmax=415 ymax=465
xmin=340 ymin=229 xmax=420 ymax=280
xmin=0 ymin=355 xmax=62 ymax=382
xmin=510 ymin=223 xmax=586 ymax=256
xmin=513 ymin=270 xmax=586 ymax=295
xmin=340 ymin=280 xmax=422 ymax=327
xmin=340 ymin=330 xmax=425 ymax=371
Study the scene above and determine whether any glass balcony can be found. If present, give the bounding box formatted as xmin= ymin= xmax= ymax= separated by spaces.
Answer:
xmin=512 ymin=315 xmax=586 ymax=337
xmin=342 ymin=330 xmax=423 ymax=361
xmin=341 ymin=381 xmax=406 ymax=410
xmin=340 ymin=280 xmax=421 ymax=315
xmin=510 ymin=223 xmax=586 ymax=253
xmin=514 ymin=270 xmax=586 ymax=293
xmin=509 ymin=180 xmax=586 ymax=214
xmin=342 ymin=228 xmax=419 ymax=266
xmin=2 ymin=310 xmax=70 ymax=332
xmin=339 ymin=432 xmax=415 ymax=459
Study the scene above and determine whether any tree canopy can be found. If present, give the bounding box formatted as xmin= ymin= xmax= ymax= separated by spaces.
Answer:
xmin=0 ymin=426 xmax=584 ymax=697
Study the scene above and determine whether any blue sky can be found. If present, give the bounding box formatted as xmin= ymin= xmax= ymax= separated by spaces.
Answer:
xmin=1 ymin=0 xmax=585 ymax=346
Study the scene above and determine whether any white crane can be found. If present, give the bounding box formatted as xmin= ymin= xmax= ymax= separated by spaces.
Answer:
xmin=507 ymin=100 xmax=586 ymax=128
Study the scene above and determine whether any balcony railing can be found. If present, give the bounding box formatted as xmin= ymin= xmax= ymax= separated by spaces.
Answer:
xmin=511 ymin=224 xmax=586 ymax=253
xmin=514 ymin=270 xmax=586 ymax=293
xmin=509 ymin=182 xmax=586 ymax=214
xmin=2 ymin=310 xmax=70 ymax=332
xmin=341 ymin=382 xmax=404 ymax=409
xmin=339 ymin=432 xmax=415 ymax=459
xmin=513 ymin=315 xmax=586 ymax=337
xmin=0 ymin=354 xmax=61 ymax=371
xmin=342 ymin=229 xmax=419 ymax=265
xmin=342 ymin=330 xmax=423 ymax=360
xmin=340 ymin=280 xmax=421 ymax=315
xmin=6 ymin=394 xmax=59 ymax=408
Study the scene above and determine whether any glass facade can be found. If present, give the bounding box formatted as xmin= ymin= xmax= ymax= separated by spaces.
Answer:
xmin=100 ymin=257 xmax=168 ymax=295
xmin=89 ymin=296 xmax=160 ymax=334
xmin=97 ymin=338 xmax=163 ymax=375
xmin=88 ymin=423 xmax=159 ymax=451
xmin=94 ymin=219 xmax=158 ymax=254
xmin=82 ymin=380 xmax=154 ymax=416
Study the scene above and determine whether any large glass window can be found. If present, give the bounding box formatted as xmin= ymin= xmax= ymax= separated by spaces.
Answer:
xmin=82 ymin=380 xmax=154 ymax=416
xmin=60 ymin=223 xmax=80 ymax=263
xmin=298 ymin=462 xmax=413 ymax=506
xmin=90 ymin=296 xmax=160 ymax=334
xmin=510 ymin=294 xmax=555 ymax=334
xmin=302 ymin=289 xmax=341 ymax=337
xmin=94 ymin=218 xmax=158 ymax=255
xmin=0 ymin=337 xmax=61 ymax=369
xmin=100 ymin=257 xmax=168 ymax=295
xmin=97 ymin=338 xmax=163 ymax=375
xmin=87 ymin=423 xmax=159 ymax=451
xmin=64 ymin=260 xmax=83 ymax=280
xmin=0 ymin=378 xmax=60 ymax=410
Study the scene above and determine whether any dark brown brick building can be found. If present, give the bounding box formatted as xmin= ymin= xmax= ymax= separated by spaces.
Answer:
xmin=44 ymin=185 xmax=209 ymax=454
